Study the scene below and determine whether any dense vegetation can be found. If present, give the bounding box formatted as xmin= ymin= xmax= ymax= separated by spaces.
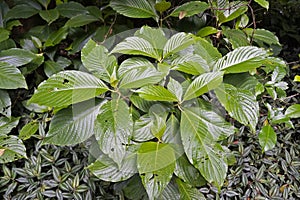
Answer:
xmin=0 ymin=0 xmax=299 ymax=199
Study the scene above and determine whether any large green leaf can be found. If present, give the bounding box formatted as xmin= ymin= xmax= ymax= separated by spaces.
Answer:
xmin=45 ymin=27 xmax=69 ymax=47
xmin=111 ymin=37 xmax=160 ymax=60
xmin=5 ymin=5 xmax=39 ymax=20
xmin=163 ymin=32 xmax=194 ymax=59
xmin=285 ymin=104 xmax=300 ymax=118
xmin=133 ymin=114 xmax=156 ymax=142
xmin=183 ymin=72 xmax=224 ymax=101
xmin=56 ymin=2 xmax=88 ymax=18
xmin=110 ymin=0 xmax=157 ymax=19
xmin=0 ymin=62 xmax=27 ymax=89
xmin=28 ymin=70 xmax=108 ymax=108
xmin=94 ymin=99 xmax=132 ymax=166
xmin=118 ymin=58 xmax=163 ymax=88
xmin=170 ymin=1 xmax=209 ymax=18
xmin=167 ymin=78 xmax=183 ymax=102
xmin=171 ymin=54 xmax=210 ymax=75
xmin=214 ymin=46 xmax=267 ymax=73
xmin=176 ymin=178 xmax=206 ymax=200
xmin=0 ymin=135 xmax=27 ymax=163
xmin=180 ymin=108 xmax=229 ymax=188
xmin=135 ymin=85 xmax=178 ymax=102
xmin=218 ymin=1 xmax=248 ymax=24
xmin=245 ymin=28 xmax=280 ymax=46
xmin=0 ymin=117 xmax=19 ymax=136
xmin=259 ymin=125 xmax=276 ymax=152
xmin=44 ymin=99 xmax=102 ymax=145
xmin=39 ymin=9 xmax=59 ymax=24
xmin=0 ymin=48 xmax=40 ymax=67
xmin=215 ymin=84 xmax=259 ymax=131
xmin=138 ymin=142 xmax=175 ymax=199
xmin=222 ymin=29 xmax=249 ymax=48
xmin=0 ymin=90 xmax=11 ymax=117
xmin=65 ymin=14 xmax=99 ymax=27
xmin=159 ymin=181 xmax=180 ymax=200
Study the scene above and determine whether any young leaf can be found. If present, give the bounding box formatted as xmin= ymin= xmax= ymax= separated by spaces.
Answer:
xmin=0 ymin=62 xmax=27 ymax=89
xmin=294 ymin=75 xmax=300 ymax=82
xmin=64 ymin=14 xmax=99 ymax=27
xmin=110 ymin=0 xmax=158 ymax=19
xmin=183 ymin=72 xmax=223 ymax=101
xmin=0 ymin=135 xmax=27 ymax=163
xmin=176 ymin=178 xmax=206 ymax=200
xmin=254 ymin=0 xmax=269 ymax=10
xmin=214 ymin=46 xmax=267 ymax=73
xmin=155 ymin=1 xmax=171 ymax=13
xmin=135 ymin=85 xmax=178 ymax=102
xmin=111 ymin=37 xmax=160 ymax=60
xmin=163 ymin=32 xmax=194 ymax=58
xmin=285 ymin=104 xmax=300 ymax=118
xmin=39 ymin=9 xmax=59 ymax=24
xmin=44 ymin=99 xmax=102 ymax=145
xmin=0 ymin=48 xmax=40 ymax=67
xmin=259 ymin=125 xmax=276 ymax=152
xmin=170 ymin=1 xmax=208 ymax=18
xmin=0 ymin=90 xmax=11 ymax=117
xmin=28 ymin=70 xmax=108 ymax=108
xmin=94 ymin=99 xmax=132 ymax=166
xmin=215 ymin=84 xmax=259 ymax=132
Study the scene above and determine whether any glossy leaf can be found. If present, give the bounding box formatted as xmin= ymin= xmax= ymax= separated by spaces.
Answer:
xmin=39 ymin=9 xmax=59 ymax=24
xmin=215 ymin=84 xmax=259 ymax=131
xmin=294 ymin=75 xmax=300 ymax=82
xmin=176 ymin=178 xmax=206 ymax=200
xmin=95 ymin=99 xmax=132 ymax=166
xmin=28 ymin=70 xmax=108 ymax=108
xmin=0 ymin=90 xmax=11 ymax=117
xmin=171 ymin=54 xmax=210 ymax=75
xmin=259 ymin=125 xmax=276 ymax=152
xmin=167 ymin=78 xmax=183 ymax=102
xmin=197 ymin=26 xmax=218 ymax=37
xmin=44 ymin=99 xmax=102 ymax=145
xmin=254 ymin=0 xmax=269 ymax=10
xmin=0 ymin=135 xmax=27 ymax=163
xmin=218 ymin=1 xmax=248 ymax=24
xmin=5 ymin=5 xmax=39 ymax=20
xmin=170 ymin=1 xmax=208 ymax=18
xmin=56 ymin=2 xmax=88 ymax=18
xmin=183 ymin=72 xmax=223 ymax=101
xmin=136 ymin=85 xmax=178 ymax=102
xmin=65 ymin=14 xmax=99 ymax=27
xmin=285 ymin=104 xmax=300 ymax=118
xmin=133 ymin=114 xmax=156 ymax=142
xmin=245 ymin=28 xmax=280 ymax=45
xmin=110 ymin=0 xmax=157 ymax=19
xmin=163 ymin=32 xmax=194 ymax=58
xmin=0 ymin=117 xmax=19 ymax=136
xmin=0 ymin=48 xmax=40 ymax=67
xmin=45 ymin=27 xmax=69 ymax=47
xmin=214 ymin=46 xmax=267 ymax=73
xmin=0 ymin=62 xmax=27 ymax=89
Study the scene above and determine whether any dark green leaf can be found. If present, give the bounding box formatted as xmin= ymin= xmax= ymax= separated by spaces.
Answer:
xmin=170 ymin=1 xmax=209 ymax=18
xmin=5 ymin=5 xmax=39 ymax=20
xmin=57 ymin=2 xmax=88 ymax=18
xmin=0 ymin=117 xmax=19 ymax=136
xmin=0 ymin=62 xmax=27 ymax=89
xmin=45 ymin=27 xmax=69 ymax=47
xmin=0 ymin=90 xmax=11 ymax=117
xmin=39 ymin=9 xmax=59 ymax=24
xmin=65 ymin=14 xmax=99 ymax=27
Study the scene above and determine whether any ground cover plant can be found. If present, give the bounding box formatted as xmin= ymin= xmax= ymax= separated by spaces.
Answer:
xmin=0 ymin=0 xmax=300 ymax=199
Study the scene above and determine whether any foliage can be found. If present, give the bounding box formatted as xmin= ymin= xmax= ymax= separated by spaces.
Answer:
xmin=0 ymin=0 xmax=299 ymax=199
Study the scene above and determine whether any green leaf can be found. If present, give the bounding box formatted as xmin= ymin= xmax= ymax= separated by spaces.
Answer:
xmin=44 ymin=60 xmax=64 ymax=77
xmin=0 ymin=62 xmax=27 ymax=89
xmin=170 ymin=1 xmax=208 ymax=18
xmin=171 ymin=54 xmax=210 ymax=75
xmin=197 ymin=26 xmax=218 ymax=37
xmin=136 ymin=85 xmax=178 ymax=102
xmin=245 ymin=28 xmax=280 ymax=46
xmin=259 ymin=125 xmax=276 ymax=152
xmin=176 ymin=178 xmax=206 ymax=200
xmin=110 ymin=0 xmax=157 ymax=19
xmin=180 ymin=108 xmax=228 ymax=189
xmin=254 ymin=0 xmax=269 ymax=10
xmin=218 ymin=1 xmax=248 ymax=24
xmin=183 ymin=72 xmax=223 ymax=101
xmin=150 ymin=113 xmax=166 ymax=139
xmin=0 ymin=90 xmax=11 ymax=117
xmin=65 ymin=14 xmax=99 ymax=27
xmin=0 ymin=28 xmax=10 ymax=43
xmin=133 ymin=114 xmax=156 ymax=142
xmin=159 ymin=180 xmax=180 ymax=200
xmin=44 ymin=99 xmax=102 ymax=145
xmin=155 ymin=1 xmax=171 ymax=13
xmin=294 ymin=75 xmax=300 ymax=82
xmin=95 ymin=99 xmax=132 ymax=166
xmin=45 ymin=27 xmax=69 ymax=47
xmin=214 ymin=46 xmax=267 ymax=73
xmin=215 ymin=84 xmax=259 ymax=132
xmin=39 ymin=9 xmax=59 ymax=24
xmin=138 ymin=142 xmax=175 ymax=199
xmin=163 ymin=32 xmax=194 ymax=58
xmin=5 ymin=5 xmax=39 ymax=20
xmin=0 ymin=48 xmax=40 ymax=67
xmin=222 ymin=29 xmax=249 ymax=49
xmin=28 ymin=70 xmax=108 ymax=108
xmin=118 ymin=58 xmax=163 ymax=89
xmin=122 ymin=175 xmax=148 ymax=199
xmin=0 ymin=117 xmax=19 ymax=136
xmin=0 ymin=135 xmax=27 ymax=163
xmin=111 ymin=36 xmax=160 ymax=60
xmin=56 ymin=2 xmax=88 ymax=18
xmin=19 ymin=121 xmax=39 ymax=140
xmin=285 ymin=104 xmax=300 ymax=118
xmin=167 ymin=78 xmax=183 ymax=102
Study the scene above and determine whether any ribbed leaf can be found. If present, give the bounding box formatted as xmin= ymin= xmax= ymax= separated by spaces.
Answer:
xmin=45 ymin=27 xmax=68 ymax=47
xmin=95 ymin=99 xmax=132 ymax=166
xmin=136 ymin=85 xmax=178 ymax=102
xmin=0 ymin=135 xmax=27 ymax=163
xmin=44 ymin=99 xmax=102 ymax=145
xmin=133 ymin=114 xmax=156 ymax=142
xmin=218 ymin=1 xmax=248 ymax=24
xmin=214 ymin=46 xmax=267 ymax=73
xmin=0 ymin=117 xmax=19 ymax=136
xmin=0 ymin=48 xmax=40 ymax=67
xmin=118 ymin=58 xmax=163 ymax=88
xmin=183 ymin=72 xmax=223 ymax=101
xmin=65 ymin=14 xmax=99 ymax=27
xmin=215 ymin=84 xmax=259 ymax=131
xmin=163 ymin=32 xmax=194 ymax=58
xmin=159 ymin=181 xmax=180 ymax=200
xmin=170 ymin=1 xmax=208 ymax=18
xmin=259 ymin=125 xmax=276 ymax=152
xmin=172 ymin=54 xmax=210 ymax=75
xmin=176 ymin=178 xmax=206 ymax=200
xmin=180 ymin=108 xmax=228 ymax=188
xmin=111 ymin=37 xmax=160 ymax=60
xmin=285 ymin=104 xmax=300 ymax=118
xmin=222 ymin=29 xmax=249 ymax=49
xmin=167 ymin=78 xmax=183 ymax=102
xmin=110 ymin=0 xmax=157 ymax=19
xmin=0 ymin=90 xmax=11 ymax=117
xmin=245 ymin=28 xmax=280 ymax=46
xmin=0 ymin=62 xmax=27 ymax=89
xmin=28 ymin=70 xmax=108 ymax=108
